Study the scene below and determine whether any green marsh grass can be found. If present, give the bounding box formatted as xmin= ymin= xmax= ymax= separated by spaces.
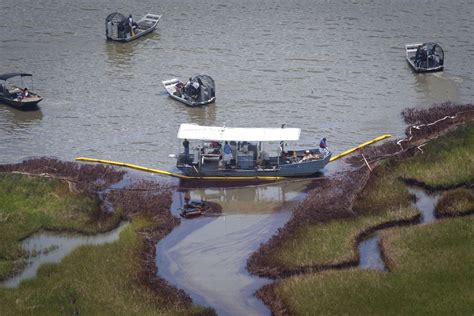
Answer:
xmin=0 ymin=216 xmax=211 ymax=315
xmin=270 ymin=162 xmax=417 ymax=268
xmin=272 ymin=206 xmax=417 ymax=267
xmin=0 ymin=173 xmax=122 ymax=280
xmin=436 ymin=188 xmax=474 ymax=217
xmin=397 ymin=122 xmax=474 ymax=188
xmin=273 ymin=217 xmax=474 ymax=315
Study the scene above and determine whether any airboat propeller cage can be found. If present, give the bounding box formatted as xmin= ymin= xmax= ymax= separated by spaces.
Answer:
xmin=414 ymin=42 xmax=444 ymax=66
xmin=177 ymin=124 xmax=301 ymax=142
xmin=105 ymin=12 xmax=128 ymax=39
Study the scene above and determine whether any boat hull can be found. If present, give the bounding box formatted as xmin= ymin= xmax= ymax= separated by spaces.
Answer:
xmin=0 ymin=96 xmax=42 ymax=110
xmin=406 ymin=58 xmax=443 ymax=73
xmin=168 ymin=93 xmax=216 ymax=107
xmin=106 ymin=26 xmax=156 ymax=42
xmin=177 ymin=153 xmax=331 ymax=179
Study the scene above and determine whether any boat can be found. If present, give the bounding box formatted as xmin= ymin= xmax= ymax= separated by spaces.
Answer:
xmin=405 ymin=42 xmax=444 ymax=73
xmin=179 ymin=201 xmax=208 ymax=218
xmin=105 ymin=12 xmax=162 ymax=42
xmin=174 ymin=123 xmax=332 ymax=178
xmin=163 ymin=75 xmax=216 ymax=107
xmin=0 ymin=73 xmax=43 ymax=110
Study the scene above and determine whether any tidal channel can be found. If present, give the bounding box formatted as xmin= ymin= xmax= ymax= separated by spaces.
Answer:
xmin=1 ymin=222 xmax=129 ymax=288
xmin=156 ymin=179 xmax=314 ymax=315
xmin=358 ymin=186 xmax=442 ymax=271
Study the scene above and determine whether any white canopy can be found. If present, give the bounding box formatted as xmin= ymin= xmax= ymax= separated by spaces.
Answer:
xmin=177 ymin=124 xmax=301 ymax=141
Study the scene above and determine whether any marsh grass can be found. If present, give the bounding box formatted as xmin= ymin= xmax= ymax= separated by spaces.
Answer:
xmin=273 ymin=217 xmax=474 ymax=315
xmin=270 ymin=161 xmax=417 ymax=268
xmin=0 ymin=216 xmax=211 ymax=315
xmin=0 ymin=173 xmax=122 ymax=280
xmin=353 ymin=162 xmax=412 ymax=215
xmin=396 ymin=122 xmax=474 ymax=188
xmin=435 ymin=188 xmax=474 ymax=217
xmin=272 ymin=206 xmax=417 ymax=267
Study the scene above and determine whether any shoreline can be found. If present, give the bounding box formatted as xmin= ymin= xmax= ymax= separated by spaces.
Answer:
xmin=1 ymin=103 xmax=472 ymax=314
xmin=246 ymin=103 xmax=474 ymax=314
xmin=0 ymin=159 xmax=213 ymax=314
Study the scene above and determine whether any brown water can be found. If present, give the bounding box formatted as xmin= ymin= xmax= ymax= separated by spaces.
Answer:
xmin=157 ymin=180 xmax=311 ymax=315
xmin=1 ymin=0 xmax=473 ymax=167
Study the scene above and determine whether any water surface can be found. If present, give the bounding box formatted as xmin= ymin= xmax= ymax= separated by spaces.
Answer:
xmin=157 ymin=180 xmax=312 ymax=315
xmin=1 ymin=222 xmax=128 ymax=288
xmin=1 ymin=0 xmax=473 ymax=168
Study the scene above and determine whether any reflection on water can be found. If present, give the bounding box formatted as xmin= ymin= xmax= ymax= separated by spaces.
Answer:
xmin=414 ymin=72 xmax=460 ymax=106
xmin=172 ymin=179 xmax=311 ymax=216
xmin=1 ymin=222 xmax=128 ymax=288
xmin=0 ymin=106 xmax=44 ymax=160
xmin=0 ymin=105 xmax=43 ymax=128
xmin=158 ymin=180 xmax=313 ymax=315
xmin=408 ymin=186 xmax=440 ymax=224
xmin=181 ymin=102 xmax=218 ymax=127
xmin=358 ymin=235 xmax=386 ymax=271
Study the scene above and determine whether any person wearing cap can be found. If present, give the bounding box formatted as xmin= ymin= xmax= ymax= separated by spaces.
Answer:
xmin=301 ymin=150 xmax=313 ymax=162
xmin=319 ymin=137 xmax=328 ymax=153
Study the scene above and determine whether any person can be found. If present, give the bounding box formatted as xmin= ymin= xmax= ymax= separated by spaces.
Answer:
xmin=22 ymin=88 xmax=29 ymax=98
xmin=301 ymin=150 xmax=311 ymax=162
xmin=183 ymin=139 xmax=190 ymax=163
xmin=185 ymin=77 xmax=194 ymax=97
xmin=279 ymin=141 xmax=286 ymax=155
xmin=218 ymin=155 xmax=224 ymax=169
xmin=128 ymin=14 xmax=137 ymax=36
xmin=279 ymin=124 xmax=287 ymax=156
xmin=223 ymin=141 xmax=232 ymax=168
xmin=191 ymin=80 xmax=200 ymax=99
xmin=175 ymin=82 xmax=184 ymax=97
xmin=319 ymin=137 xmax=328 ymax=153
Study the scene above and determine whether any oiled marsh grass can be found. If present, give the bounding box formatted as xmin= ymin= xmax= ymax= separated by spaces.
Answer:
xmin=270 ymin=206 xmax=417 ymax=267
xmin=0 ymin=217 xmax=211 ymax=315
xmin=396 ymin=122 xmax=474 ymax=188
xmin=0 ymin=173 xmax=122 ymax=280
xmin=353 ymin=162 xmax=412 ymax=214
xmin=435 ymin=188 xmax=474 ymax=217
xmin=271 ymin=217 xmax=474 ymax=315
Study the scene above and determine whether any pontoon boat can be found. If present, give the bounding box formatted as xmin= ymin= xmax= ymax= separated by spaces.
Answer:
xmin=174 ymin=124 xmax=331 ymax=179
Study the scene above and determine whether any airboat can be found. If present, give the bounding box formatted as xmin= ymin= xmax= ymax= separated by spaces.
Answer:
xmin=0 ymin=73 xmax=43 ymax=110
xmin=105 ymin=12 xmax=162 ymax=42
xmin=163 ymin=75 xmax=216 ymax=107
xmin=174 ymin=123 xmax=331 ymax=178
xmin=405 ymin=42 xmax=444 ymax=73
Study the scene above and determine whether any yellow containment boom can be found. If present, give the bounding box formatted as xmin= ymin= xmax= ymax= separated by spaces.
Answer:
xmin=75 ymin=134 xmax=391 ymax=181
xmin=329 ymin=134 xmax=392 ymax=162
xmin=74 ymin=157 xmax=286 ymax=181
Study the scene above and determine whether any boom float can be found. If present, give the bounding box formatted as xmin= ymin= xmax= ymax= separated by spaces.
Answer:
xmin=75 ymin=134 xmax=391 ymax=181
